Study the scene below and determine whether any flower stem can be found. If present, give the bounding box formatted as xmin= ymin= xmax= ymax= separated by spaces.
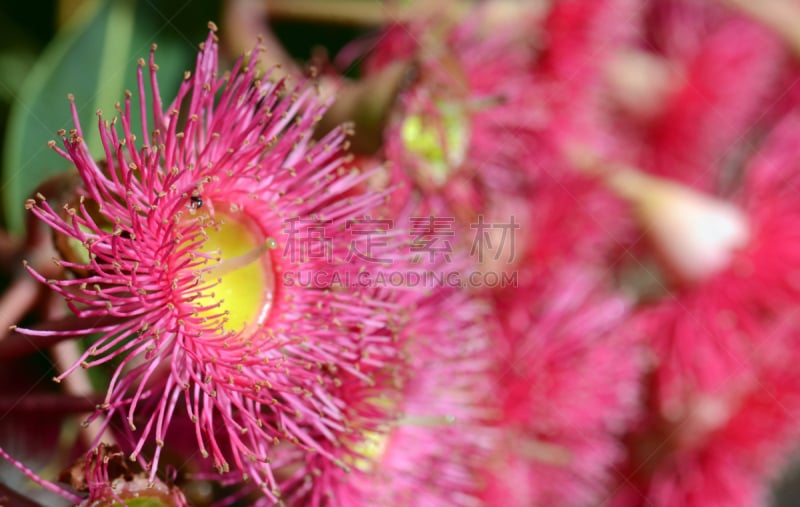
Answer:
xmin=223 ymin=0 xmax=300 ymax=81
xmin=51 ymin=340 xmax=116 ymax=448
xmin=0 ymin=445 xmax=81 ymax=504
xmin=0 ymin=276 xmax=40 ymax=342
xmin=47 ymin=294 xmax=117 ymax=448
xmin=0 ymin=393 xmax=97 ymax=413
xmin=319 ymin=60 xmax=417 ymax=154
xmin=1 ymin=314 xmax=122 ymax=359
xmin=265 ymin=0 xmax=465 ymax=27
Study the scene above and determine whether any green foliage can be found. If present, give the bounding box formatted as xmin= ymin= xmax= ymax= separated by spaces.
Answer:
xmin=1 ymin=0 xmax=220 ymax=234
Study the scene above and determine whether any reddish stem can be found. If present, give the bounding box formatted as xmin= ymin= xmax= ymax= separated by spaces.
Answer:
xmin=0 ymin=314 xmax=121 ymax=359
xmin=47 ymin=294 xmax=117 ymax=448
xmin=0 ymin=445 xmax=81 ymax=504
xmin=0 ymin=276 xmax=40 ymax=342
xmin=0 ymin=393 xmax=97 ymax=413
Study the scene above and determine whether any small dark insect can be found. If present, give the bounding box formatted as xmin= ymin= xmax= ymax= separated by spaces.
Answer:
xmin=189 ymin=195 xmax=203 ymax=210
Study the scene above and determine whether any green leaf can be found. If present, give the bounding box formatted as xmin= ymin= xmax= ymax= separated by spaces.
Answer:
xmin=1 ymin=0 xmax=220 ymax=234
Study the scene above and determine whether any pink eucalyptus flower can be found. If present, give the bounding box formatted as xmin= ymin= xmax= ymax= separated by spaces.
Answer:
xmin=273 ymin=281 xmax=495 ymax=507
xmin=369 ymin=5 xmax=538 ymax=229
xmin=610 ymin=307 xmax=800 ymax=507
xmin=15 ymin=26 xmax=407 ymax=500
xmin=213 ymin=193 xmax=495 ymax=506
xmin=604 ymin=67 xmax=800 ymax=507
xmin=484 ymin=271 xmax=642 ymax=507
xmin=632 ymin=2 xmax=785 ymax=191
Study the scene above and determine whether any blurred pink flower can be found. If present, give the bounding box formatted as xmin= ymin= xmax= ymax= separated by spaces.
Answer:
xmin=606 ymin=61 xmax=800 ymax=507
xmin=269 ymin=247 xmax=495 ymax=506
xmin=610 ymin=305 xmax=800 ymax=507
xmin=369 ymin=6 xmax=538 ymax=228
xmin=628 ymin=1 xmax=785 ymax=191
xmin=484 ymin=271 xmax=642 ymax=507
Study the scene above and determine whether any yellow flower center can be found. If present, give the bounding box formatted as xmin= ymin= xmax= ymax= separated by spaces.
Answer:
xmin=194 ymin=210 xmax=277 ymax=335
xmin=343 ymin=412 xmax=458 ymax=473
xmin=400 ymin=101 xmax=469 ymax=188
xmin=348 ymin=430 xmax=389 ymax=473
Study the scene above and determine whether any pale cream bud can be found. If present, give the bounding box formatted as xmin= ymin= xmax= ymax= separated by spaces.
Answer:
xmin=609 ymin=169 xmax=750 ymax=283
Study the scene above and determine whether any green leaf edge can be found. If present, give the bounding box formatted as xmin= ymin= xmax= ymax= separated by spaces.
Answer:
xmin=1 ymin=0 xmax=103 ymax=234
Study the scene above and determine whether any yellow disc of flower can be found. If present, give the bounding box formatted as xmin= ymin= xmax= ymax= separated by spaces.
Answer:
xmin=194 ymin=211 xmax=276 ymax=335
